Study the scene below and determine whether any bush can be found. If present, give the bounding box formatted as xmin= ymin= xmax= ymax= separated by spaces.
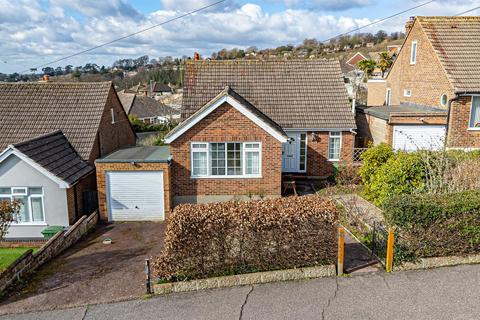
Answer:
xmin=359 ymin=143 xmax=394 ymax=190
xmin=152 ymin=196 xmax=338 ymax=281
xmin=384 ymin=190 xmax=480 ymax=259
xmin=335 ymin=163 xmax=362 ymax=186
xmin=363 ymin=151 xmax=425 ymax=207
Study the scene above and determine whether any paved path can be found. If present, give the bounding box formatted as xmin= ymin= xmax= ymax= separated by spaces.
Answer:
xmin=2 ymin=264 xmax=479 ymax=320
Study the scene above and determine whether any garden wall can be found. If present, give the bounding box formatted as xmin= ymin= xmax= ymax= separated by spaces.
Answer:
xmin=0 ymin=211 xmax=98 ymax=293
xmin=153 ymin=196 xmax=338 ymax=281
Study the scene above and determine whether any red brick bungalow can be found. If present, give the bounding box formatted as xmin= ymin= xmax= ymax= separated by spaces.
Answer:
xmin=164 ymin=59 xmax=356 ymax=205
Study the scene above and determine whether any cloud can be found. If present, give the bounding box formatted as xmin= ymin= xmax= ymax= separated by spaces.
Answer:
xmin=49 ymin=0 xmax=143 ymax=19
xmin=282 ymin=0 xmax=372 ymax=11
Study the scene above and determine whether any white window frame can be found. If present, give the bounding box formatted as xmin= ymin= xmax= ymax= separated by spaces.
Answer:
xmin=190 ymin=142 xmax=262 ymax=178
xmin=410 ymin=40 xmax=417 ymax=65
xmin=328 ymin=132 xmax=342 ymax=162
xmin=404 ymin=89 xmax=412 ymax=97
xmin=385 ymin=88 xmax=392 ymax=106
xmin=440 ymin=94 xmax=448 ymax=107
xmin=0 ymin=187 xmax=46 ymax=225
xmin=110 ymin=108 xmax=115 ymax=124
xmin=468 ymin=95 xmax=480 ymax=130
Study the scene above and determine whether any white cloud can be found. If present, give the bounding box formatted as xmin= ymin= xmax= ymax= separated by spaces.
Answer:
xmin=49 ymin=0 xmax=143 ymax=18
xmin=1 ymin=0 xmax=479 ymax=74
xmin=283 ymin=0 xmax=372 ymax=11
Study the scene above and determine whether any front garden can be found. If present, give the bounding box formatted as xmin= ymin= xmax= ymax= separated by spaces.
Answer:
xmin=333 ymin=143 xmax=480 ymax=264
xmin=0 ymin=248 xmax=37 ymax=272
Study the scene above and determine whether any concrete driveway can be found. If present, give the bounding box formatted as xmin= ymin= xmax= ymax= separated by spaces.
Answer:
xmin=0 ymin=222 xmax=165 ymax=315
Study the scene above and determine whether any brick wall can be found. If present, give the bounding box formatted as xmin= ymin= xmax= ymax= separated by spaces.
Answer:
xmin=367 ymin=81 xmax=387 ymax=106
xmin=306 ymin=131 xmax=354 ymax=177
xmin=170 ymin=102 xmax=282 ymax=199
xmin=95 ymin=162 xmax=172 ymax=222
xmin=448 ymin=96 xmax=480 ymax=149
xmin=66 ymin=173 xmax=98 ymax=224
xmin=356 ymin=113 xmax=388 ymax=147
xmin=88 ymin=87 xmax=136 ymax=163
xmin=385 ymin=19 xmax=455 ymax=108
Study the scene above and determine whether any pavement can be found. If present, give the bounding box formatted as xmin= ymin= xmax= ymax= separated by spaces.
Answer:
xmin=0 ymin=222 xmax=166 ymax=315
xmin=1 ymin=264 xmax=479 ymax=320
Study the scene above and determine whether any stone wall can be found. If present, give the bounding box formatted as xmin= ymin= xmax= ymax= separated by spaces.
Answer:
xmin=0 ymin=211 xmax=98 ymax=293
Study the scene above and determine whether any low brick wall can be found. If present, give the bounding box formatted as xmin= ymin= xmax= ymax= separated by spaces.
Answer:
xmin=0 ymin=211 xmax=98 ymax=293
xmin=0 ymin=240 xmax=46 ymax=248
xmin=153 ymin=264 xmax=336 ymax=295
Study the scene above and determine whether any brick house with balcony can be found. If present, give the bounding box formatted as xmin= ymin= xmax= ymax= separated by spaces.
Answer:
xmin=359 ymin=16 xmax=480 ymax=151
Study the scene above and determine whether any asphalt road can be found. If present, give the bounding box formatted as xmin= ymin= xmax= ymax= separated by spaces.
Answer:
xmin=1 ymin=264 xmax=479 ymax=320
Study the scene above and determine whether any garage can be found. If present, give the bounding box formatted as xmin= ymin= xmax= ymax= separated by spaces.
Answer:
xmin=106 ymin=171 xmax=164 ymax=221
xmin=393 ymin=125 xmax=446 ymax=151
xmin=95 ymin=146 xmax=172 ymax=222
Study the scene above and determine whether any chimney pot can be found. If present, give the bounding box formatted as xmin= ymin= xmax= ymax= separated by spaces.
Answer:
xmin=405 ymin=16 xmax=415 ymax=34
xmin=194 ymin=52 xmax=200 ymax=61
xmin=43 ymin=74 xmax=50 ymax=81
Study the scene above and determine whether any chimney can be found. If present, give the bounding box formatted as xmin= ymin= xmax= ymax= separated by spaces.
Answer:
xmin=405 ymin=16 xmax=415 ymax=35
xmin=43 ymin=74 xmax=50 ymax=82
xmin=194 ymin=52 xmax=200 ymax=61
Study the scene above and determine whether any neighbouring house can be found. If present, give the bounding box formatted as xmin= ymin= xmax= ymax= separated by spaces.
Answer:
xmin=359 ymin=16 xmax=480 ymax=151
xmin=0 ymin=82 xmax=136 ymax=239
xmin=150 ymin=82 xmax=173 ymax=97
xmin=94 ymin=59 xmax=356 ymax=221
xmin=346 ymin=52 xmax=367 ymax=67
xmin=118 ymin=91 xmax=180 ymax=124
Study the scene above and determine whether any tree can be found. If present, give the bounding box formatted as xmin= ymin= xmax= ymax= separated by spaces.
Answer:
xmin=377 ymin=51 xmax=393 ymax=77
xmin=0 ymin=200 xmax=20 ymax=240
xmin=357 ymin=59 xmax=376 ymax=80
xmin=375 ymin=30 xmax=388 ymax=43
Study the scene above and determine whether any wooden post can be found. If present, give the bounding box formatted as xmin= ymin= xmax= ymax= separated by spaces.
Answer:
xmin=145 ymin=258 xmax=152 ymax=294
xmin=386 ymin=228 xmax=395 ymax=272
xmin=338 ymin=227 xmax=345 ymax=276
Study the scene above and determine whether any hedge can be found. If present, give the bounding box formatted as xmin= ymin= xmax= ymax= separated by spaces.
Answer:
xmin=384 ymin=190 xmax=480 ymax=259
xmin=152 ymin=196 xmax=338 ymax=281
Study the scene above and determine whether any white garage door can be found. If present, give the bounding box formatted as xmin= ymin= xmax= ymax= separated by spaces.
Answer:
xmin=393 ymin=125 xmax=446 ymax=151
xmin=106 ymin=171 xmax=164 ymax=221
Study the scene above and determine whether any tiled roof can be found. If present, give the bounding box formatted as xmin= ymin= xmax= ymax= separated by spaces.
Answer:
xmin=182 ymin=60 xmax=356 ymax=129
xmin=418 ymin=16 xmax=480 ymax=92
xmin=152 ymin=83 xmax=172 ymax=93
xmin=129 ymin=95 xmax=179 ymax=119
xmin=0 ymin=82 xmax=112 ymax=160
xmin=13 ymin=131 xmax=94 ymax=186
xmin=117 ymin=90 xmax=136 ymax=114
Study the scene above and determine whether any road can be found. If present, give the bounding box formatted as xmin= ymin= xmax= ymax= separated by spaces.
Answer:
xmin=1 ymin=264 xmax=479 ymax=320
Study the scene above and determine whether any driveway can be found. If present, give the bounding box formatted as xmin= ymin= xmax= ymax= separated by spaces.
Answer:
xmin=0 ymin=222 xmax=165 ymax=315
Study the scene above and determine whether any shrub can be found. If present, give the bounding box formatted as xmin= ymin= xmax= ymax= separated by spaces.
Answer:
xmin=152 ymin=196 xmax=338 ymax=281
xmin=359 ymin=143 xmax=394 ymax=188
xmin=384 ymin=190 xmax=480 ymax=259
xmin=336 ymin=163 xmax=362 ymax=186
xmin=363 ymin=151 xmax=425 ymax=207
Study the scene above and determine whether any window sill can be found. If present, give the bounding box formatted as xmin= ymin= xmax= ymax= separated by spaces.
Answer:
xmin=467 ymin=128 xmax=480 ymax=131
xmin=191 ymin=175 xmax=263 ymax=179
xmin=12 ymin=223 xmax=47 ymax=227
xmin=328 ymin=159 xmax=340 ymax=162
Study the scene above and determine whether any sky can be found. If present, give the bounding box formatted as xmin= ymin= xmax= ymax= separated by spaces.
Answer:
xmin=0 ymin=0 xmax=478 ymax=74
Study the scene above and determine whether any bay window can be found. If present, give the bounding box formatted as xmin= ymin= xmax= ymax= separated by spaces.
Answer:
xmin=469 ymin=96 xmax=480 ymax=129
xmin=0 ymin=187 xmax=45 ymax=224
xmin=191 ymin=142 xmax=261 ymax=178
xmin=328 ymin=132 xmax=341 ymax=161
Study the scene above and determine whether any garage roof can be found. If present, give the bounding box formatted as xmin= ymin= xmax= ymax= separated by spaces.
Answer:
xmin=96 ymin=146 xmax=171 ymax=163
xmin=357 ymin=104 xmax=447 ymax=121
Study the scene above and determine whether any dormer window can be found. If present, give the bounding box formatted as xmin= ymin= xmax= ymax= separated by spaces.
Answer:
xmin=410 ymin=40 xmax=417 ymax=64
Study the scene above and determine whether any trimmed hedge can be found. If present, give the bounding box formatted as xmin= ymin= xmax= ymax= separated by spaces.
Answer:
xmin=152 ymin=196 xmax=338 ymax=281
xmin=384 ymin=190 xmax=480 ymax=259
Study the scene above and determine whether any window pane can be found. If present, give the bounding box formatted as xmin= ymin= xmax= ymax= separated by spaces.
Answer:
xmin=328 ymin=136 xmax=341 ymax=160
xmin=14 ymin=196 xmax=30 ymax=222
xmin=192 ymin=152 xmax=208 ymax=176
xmin=192 ymin=143 xmax=207 ymax=149
xmin=246 ymin=151 xmax=260 ymax=175
xmin=227 ymin=143 xmax=242 ymax=175
xmin=299 ymin=134 xmax=307 ymax=171
xmin=12 ymin=188 xmax=27 ymax=195
xmin=210 ymin=143 xmax=226 ymax=176
xmin=30 ymin=187 xmax=43 ymax=195
xmin=31 ymin=197 xmax=44 ymax=222
xmin=470 ymin=96 xmax=480 ymax=128
xmin=0 ymin=187 xmax=10 ymax=195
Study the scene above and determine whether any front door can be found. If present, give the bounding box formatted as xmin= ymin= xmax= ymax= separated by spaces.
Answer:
xmin=282 ymin=139 xmax=297 ymax=172
xmin=282 ymin=132 xmax=307 ymax=173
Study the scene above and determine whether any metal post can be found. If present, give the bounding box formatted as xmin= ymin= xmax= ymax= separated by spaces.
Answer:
xmin=371 ymin=222 xmax=376 ymax=256
xmin=337 ymin=227 xmax=345 ymax=276
xmin=385 ymin=228 xmax=395 ymax=273
xmin=145 ymin=258 xmax=152 ymax=294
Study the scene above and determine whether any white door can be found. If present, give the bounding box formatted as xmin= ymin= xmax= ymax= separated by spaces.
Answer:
xmin=282 ymin=140 xmax=297 ymax=172
xmin=393 ymin=125 xmax=446 ymax=151
xmin=106 ymin=171 xmax=164 ymax=221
